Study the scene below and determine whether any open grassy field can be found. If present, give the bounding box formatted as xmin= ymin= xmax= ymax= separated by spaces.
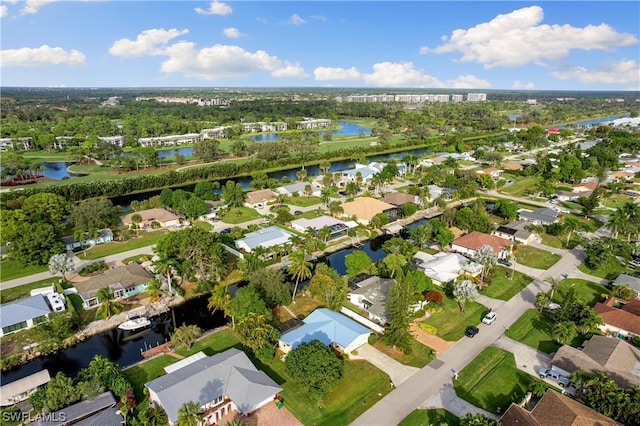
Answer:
xmin=454 ymin=347 xmax=551 ymax=414
xmin=500 ymin=176 xmax=542 ymax=196
xmin=482 ymin=267 xmax=533 ymax=301
xmin=219 ymin=207 xmax=261 ymax=224
xmin=398 ymin=409 xmax=460 ymax=426
xmin=506 ymin=309 xmax=585 ymax=354
xmin=578 ymin=261 xmax=629 ymax=280
xmin=0 ymin=260 xmax=49 ymax=282
xmin=80 ymin=230 xmax=168 ymax=260
xmin=552 ymin=279 xmax=610 ymax=306
xmin=514 ymin=246 xmax=561 ymax=270
xmin=421 ymin=297 xmax=488 ymax=341
xmin=285 ymin=196 xmax=323 ymax=207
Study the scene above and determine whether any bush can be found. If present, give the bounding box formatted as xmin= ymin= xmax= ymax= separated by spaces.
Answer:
xmin=631 ymin=335 xmax=640 ymax=348
xmin=413 ymin=309 xmax=425 ymax=318
xmin=419 ymin=322 xmax=438 ymax=334
xmin=255 ymin=345 xmax=276 ymax=362
xmin=368 ymin=334 xmax=379 ymax=345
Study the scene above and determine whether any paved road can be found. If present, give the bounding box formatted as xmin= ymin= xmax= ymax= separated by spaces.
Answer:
xmin=352 ymin=247 xmax=588 ymax=425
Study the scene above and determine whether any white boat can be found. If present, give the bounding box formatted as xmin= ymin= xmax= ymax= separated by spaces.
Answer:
xmin=118 ymin=315 xmax=151 ymax=331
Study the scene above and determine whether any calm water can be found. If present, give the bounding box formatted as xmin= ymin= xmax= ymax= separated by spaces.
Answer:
xmin=249 ymin=121 xmax=371 ymax=142
xmin=552 ymin=114 xmax=630 ymax=129
xmin=1 ymin=295 xmax=226 ymax=385
xmin=42 ymin=162 xmax=84 ymax=180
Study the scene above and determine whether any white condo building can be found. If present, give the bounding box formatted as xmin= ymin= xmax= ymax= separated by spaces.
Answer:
xmin=467 ymin=93 xmax=487 ymax=102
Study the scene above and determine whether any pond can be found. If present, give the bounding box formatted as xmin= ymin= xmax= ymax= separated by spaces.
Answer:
xmin=249 ymin=121 xmax=371 ymax=142
xmin=42 ymin=162 xmax=85 ymax=180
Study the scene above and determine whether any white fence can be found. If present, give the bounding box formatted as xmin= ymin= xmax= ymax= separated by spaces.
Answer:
xmin=340 ymin=307 xmax=385 ymax=333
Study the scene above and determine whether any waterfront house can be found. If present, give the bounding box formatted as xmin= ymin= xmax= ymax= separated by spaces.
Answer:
xmin=275 ymin=182 xmax=321 ymax=197
xmin=62 ymin=228 xmax=114 ymax=251
xmin=146 ymin=349 xmax=281 ymax=426
xmin=381 ymin=192 xmax=418 ymax=207
xmin=0 ymin=370 xmax=50 ymax=406
xmin=122 ymin=208 xmax=181 ymax=229
xmin=278 ymin=308 xmax=370 ymax=355
xmin=339 ymin=162 xmax=386 ymax=185
xmin=244 ymin=189 xmax=276 ymax=209
xmin=451 ymin=231 xmax=513 ymax=259
xmin=235 ymin=226 xmax=294 ymax=253
xmin=74 ymin=263 xmax=153 ymax=309
xmin=31 ymin=391 xmax=123 ymax=426
xmin=412 ymin=251 xmax=482 ymax=285
xmin=340 ymin=197 xmax=397 ymax=225
xmin=0 ymin=295 xmax=52 ymax=337
xmin=290 ymin=216 xmax=349 ymax=240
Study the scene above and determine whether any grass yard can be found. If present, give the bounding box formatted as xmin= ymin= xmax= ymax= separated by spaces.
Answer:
xmin=552 ymin=279 xmax=610 ymax=306
xmin=122 ymin=355 xmax=176 ymax=401
xmin=219 ymin=207 xmax=261 ymax=224
xmin=454 ymin=347 xmax=549 ymax=414
xmin=421 ymin=297 xmax=488 ymax=341
xmin=175 ymin=327 xmax=240 ymax=357
xmin=0 ymin=260 xmax=48 ymax=281
xmin=578 ymin=260 xmax=629 ymax=280
xmin=601 ymin=195 xmax=635 ymax=209
xmin=514 ymin=246 xmax=561 ymax=270
xmin=0 ymin=278 xmax=60 ymax=304
xmin=285 ymin=196 xmax=323 ymax=207
xmin=505 ymin=309 xmax=584 ymax=354
xmin=373 ymin=339 xmax=435 ymax=368
xmin=191 ymin=220 xmax=212 ymax=232
xmin=267 ymin=358 xmax=391 ymax=426
xmin=539 ymin=232 xmax=584 ymax=249
xmin=399 ymin=409 xmax=460 ymax=426
xmin=81 ymin=230 xmax=168 ymax=260
xmin=500 ymin=176 xmax=542 ymax=196
xmin=121 ymin=253 xmax=152 ymax=263
xmin=482 ymin=268 xmax=533 ymax=301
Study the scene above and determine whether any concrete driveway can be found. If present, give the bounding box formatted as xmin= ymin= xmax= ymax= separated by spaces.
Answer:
xmin=353 ymin=344 xmax=419 ymax=386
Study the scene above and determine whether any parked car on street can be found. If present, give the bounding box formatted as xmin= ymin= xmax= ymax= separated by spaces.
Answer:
xmin=482 ymin=312 xmax=497 ymax=325
xmin=465 ymin=326 xmax=479 ymax=338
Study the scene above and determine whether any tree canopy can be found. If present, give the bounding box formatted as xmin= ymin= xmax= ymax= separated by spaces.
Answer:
xmin=285 ymin=339 xmax=344 ymax=398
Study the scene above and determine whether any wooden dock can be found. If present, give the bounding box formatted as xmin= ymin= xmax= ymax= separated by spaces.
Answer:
xmin=141 ymin=341 xmax=174 ymax=358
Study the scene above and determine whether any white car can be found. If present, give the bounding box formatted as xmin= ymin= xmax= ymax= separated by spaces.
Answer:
xmin=482 ymin=312 xmax=497 ymax=325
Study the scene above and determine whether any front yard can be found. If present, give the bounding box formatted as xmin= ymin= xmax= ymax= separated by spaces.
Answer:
xmin=514 ymin=246 xmax=561 ymax=270
xmin=81 ymin=230 xmax=169 ymax=260
xmin=398 ymin=409 xmax=460 ymax=426
xmin=219 ymin=207 xmax=261 ymax=224
xmin=505 ymin=309 xmax=584 ymax=354
xmin=0 ymin=260 xmax=48 ymax=281
xmin=454 ymin=347 xmax=549 ymax=414
xmin=285 ymin=196 xmax=323 ymax=207
xmin=500 ymin=176 xmax=542 ymax=196
xmin=421 ymin=296 xmax=488 ymax=341
xmin=552 ymin=279 xmax=610 ymax=306
xmin=482 ymin=268 xmax=533 ymax=301
xmin=373 ymin=338 xmax=435 ymax=368
xmin=578 ymin=260 xmax=629 ymax=280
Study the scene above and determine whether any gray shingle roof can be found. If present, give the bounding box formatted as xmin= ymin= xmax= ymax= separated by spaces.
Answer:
xmin=0 ymin=295 xmax=51 ymax=328
xmin=518 ymin=208 xmax=559 ymax=224
xmin=74 ymin=263 xmax=152 ymax=301
xmin=31 ymin=391 xmax=120 ymax=426
xmin=612 ymin=273 xmax=640 ymax=293
xmin=145 ymin=348 xmax=281 ymax=423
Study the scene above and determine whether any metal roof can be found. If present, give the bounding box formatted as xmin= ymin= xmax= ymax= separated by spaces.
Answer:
xmin=31 ymin=392 xmax=118 ymax=426
xmin=236 ymin=226 xmax=293 ymax=250
xmin=279 ymin=308 xmax=371 ymax=350
xmin=0 ymin=369 xmax=50 ymax=406
xmin=0 ymin=295 xmax=51 ymax=329
xmin=145 ymin=348 xmax=281 ymax=423
xmin=163 ymin=351 xmax=207 ymax=374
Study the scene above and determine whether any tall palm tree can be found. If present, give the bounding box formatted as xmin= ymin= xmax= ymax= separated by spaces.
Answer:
xmin=563 ymin=217 xmax=580 ymax=246
xmin=472 ymin=244 xmax=497 ymax=287
xmin=544 ymin=276 xmax=562 ymax=300
xmin=130 ymin=213 xmax=142 ymax=236
xmin=147 ymin=278 xmax=162 ymax=302
xmin=153 ymin=255 xmax=177 ymax=295
xmin=73 ymin=229 xmax=85 ymax=251
xmin=95 ymin=287 xmax=125 ymax=320
xmin=177 ymin=401 xmax=203 ymax=426
xmin=288 ymin=249 xmax=312 ymax=303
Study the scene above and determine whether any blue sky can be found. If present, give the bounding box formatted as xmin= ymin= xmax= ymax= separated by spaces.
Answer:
xmin=1 ymin=1 xmax=638 ymax=90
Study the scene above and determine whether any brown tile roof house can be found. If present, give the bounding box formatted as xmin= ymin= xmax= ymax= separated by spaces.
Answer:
xmin=503 ymin=162 xmax=524 ymax=171
xmin=594 ymin=297 xmax=640 ymax=336
xmin=341 ymin=197 xmax=395 ymax=224
xmin=550 ymin=335 xmax=640 ymax=388
xmin=74 ymin=263 xmax=153 ymax=309
xmin=381 ymin=192 xmax=416 ymax=206
xmin=451 ymin=231 xmax=513 ymax=255
xmin=573 ymin=181 xmax=599 ymax=192
xmin=245 ymin=189 xmax=276 ymax=207
xmin=501 ymin=389 xmax=619 ymax=426
xmin=122 ymin=208 xmax=180 ymax=228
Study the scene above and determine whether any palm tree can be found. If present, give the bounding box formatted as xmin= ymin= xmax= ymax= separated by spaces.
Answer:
xmin=177 ymin=401 xmax=203 ymax=426
xmin=73 ymin=229 xmax=86 ymax=251
xmin=472 ymin=244 xmax=497 ymax=287
xmin=320 ymin=189 xmax=331 ymax=207
xmin=563 ymin=217 xmax=579 ymax=246
xmin=328 ymin=201 xmax=344 ymax=217
xmin=320 ymin=160 xmax=331 ymax=174
xmin=153 ymin=255 xmax=177 ymax=295
xmin=288 ymin=249 xmax=313 ymax=303
xmin=130 ymin=213 xmax=143 ymax=236
xmin=544 ymin=276 xmax=561 ymax=300
xmin=147 ymin=278 xmax=162 ymax=302
xmin=95 ymin=287 xmax=125 ymax=320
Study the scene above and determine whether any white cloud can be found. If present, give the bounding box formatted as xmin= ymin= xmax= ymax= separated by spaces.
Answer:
xmin=512 ymin=80 xmax=536 ymax=89
xmin=314 ymin=62 xmax=490 ymax=88
xmin=194 ymin=1 xmax=232 ymax=16
xmin=0 ymin=45 xmax=86 ymax=67
xmin=311 ymin=15 xmax=327 ymax=22
xmin=289 ymin=14 xmax=306 ymax=25
xmin=314 ymin=66 xmax=362 ymax=81
xmin=0 ymin=5 xmax=7 ymax=17
xmin=421 ymin=6 xmax=638 ymax=68
xmin=222 ymin=27 xmax=243 ymax=39
xmin=551 ymin=60 xmax=640 ymax=85
xmin=20 ymin=0 xmax=56 ymax=14
xmin=109 ymin=28 xmax=189 ymax=57
xmin=159 ymin=42 xmax=306 ymax=80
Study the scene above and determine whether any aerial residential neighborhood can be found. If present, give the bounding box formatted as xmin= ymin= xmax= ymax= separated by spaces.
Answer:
xmin=1 ymin=1 xmax=640 ymax=426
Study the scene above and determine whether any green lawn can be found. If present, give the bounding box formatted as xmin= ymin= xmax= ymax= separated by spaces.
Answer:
xmin=121 ymin=253 xmax=153 ymax=263
xmin=506 ymin=309 xmax=584 ymax=354
xmin=578 ymin=260 xmax=629 ymax=280
xmin=398 ymin=409 xmax=460 ymax=426
xmin=81 ymin=230 xmax=168 ymax=260
xmin=552 ymin=279 xmax=610 ymax=306
xmin=219 ymin=207 xmax=261 ymax=224
xmin=191 ymin=220 xmax=212 ymax=232
xmin=454 ymin=347 xmax=549 ymax=414
xmin=482 ymin=268 xmax=533 ymax=301
xmin=296 ymin=208 xmax=326 ymax=220
xmin=174 ymin=327 xmax=240 ymax=357
xmin=0 ymin=260 xmax=48 ymax=281
xmin=501 ymin=176 xmax=542 ymax=196
xmin=421 ymin=297 xmax=488 ymax=341
xmin=514 ymin=246 xmax=561 ymax=270
xmin=373 ymin=339 xmax=435 ymax=368
xmin=0 ymin=278 xmax=60 ymax=304
xmin=539 ymin=232 xmax=584 ymax=249
xmin=285 ymin=196 xmax=323 ymax=207
xmin=122 ymin=355 xmax=176 ymax=401
xmin=601 ymin=195 xmax=635 ymax=209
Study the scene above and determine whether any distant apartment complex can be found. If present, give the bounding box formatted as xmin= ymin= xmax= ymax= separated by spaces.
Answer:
xmin=138 ymin=126 xmax=230 ymax=148
xmin=242 ymin=121 xmax=288 ymax=133
xmin=337 ymin=93 xmax=485 ymax=103
xmin=135 ymin=96 xmax=231 ymax=106
xmin=0 ymin=135 xmax=124 ymax=151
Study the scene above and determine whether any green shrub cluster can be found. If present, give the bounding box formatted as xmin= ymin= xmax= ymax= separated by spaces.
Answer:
xmin=419 ymin=322 xmax=438 ymax=334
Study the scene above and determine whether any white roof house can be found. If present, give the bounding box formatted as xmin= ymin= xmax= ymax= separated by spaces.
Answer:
xmin=412 ymin=251 xmax=482 ymax=285
xmin=275 ymin=182 xmax=321 ymax=197
xmin=340 ymin=162 xmax=386 ymax=184
xmin=290 ymin=216 xmax=347 ymax=233
xmin=235 ymin=226 xmax=294 ymax=253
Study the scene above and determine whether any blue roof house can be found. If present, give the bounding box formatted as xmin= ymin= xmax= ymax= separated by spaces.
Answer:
xmin=0 ymin=295 xmax=52 ymax=337
xmin=278 ymin=308 xmax=371 ymax=355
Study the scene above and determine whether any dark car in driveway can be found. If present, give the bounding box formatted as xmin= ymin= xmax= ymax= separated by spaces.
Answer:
xmin=497 ymin=259 xmax=512 ymax=267
xmin=465 ymin=326 xmax=479 ymax=338
xmin=294 ymin=210 xmax=303 ymax=215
